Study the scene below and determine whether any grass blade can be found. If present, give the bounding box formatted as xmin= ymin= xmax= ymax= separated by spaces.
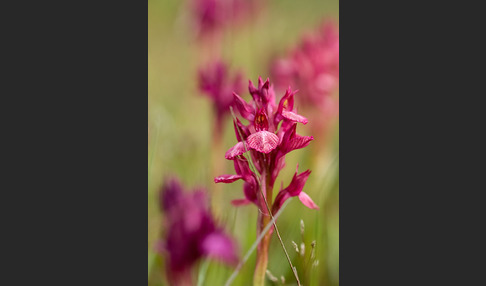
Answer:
xmin=197 ymin=259 xmax=210 ymax=286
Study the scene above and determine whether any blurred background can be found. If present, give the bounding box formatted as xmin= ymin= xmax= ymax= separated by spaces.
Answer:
xmin=149 ymin=0 xmax=339 ymax=285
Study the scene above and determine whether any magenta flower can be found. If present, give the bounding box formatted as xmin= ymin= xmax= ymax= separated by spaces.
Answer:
xmin=192 ymin=0 xmax=256 ymax=37
xmin=271 ymin=21 xmax=339 ymax=113
xmin=157 ymin=177 xmax=238 ymax=285
xmin=192 ymin=0 xmax=223 ymax=37
xmin=216 ymin=77 xmax=317 ymax=209
xmin=214 ymin=77 xmax=317 ymax=285
xmin=198 ymin=60 xmax=243 ymax=130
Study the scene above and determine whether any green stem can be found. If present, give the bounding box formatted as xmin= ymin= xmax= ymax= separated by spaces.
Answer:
xmin=253 ymin=214 xmax=271 ymax=286
xmin=255 ymin=163 xmax=302 ymax=286
xmin=253 ymin=166 xmax=273 ymax=286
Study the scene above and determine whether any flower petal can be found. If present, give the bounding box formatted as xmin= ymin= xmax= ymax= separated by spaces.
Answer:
xmin=298 ymin=192 xmax=319 ymax=210
xmin=233 ymin=157 xmax=254 ymax=182
xmin=225 ymin=141 xmax=247 ymax=159
xmin=278 ymin=123 xmax=313 ymax=157
xmin=246 ymin=131 xmax=279 ymax=154
xmin=201 ymin=232 xmax=238 ymax=264
xmin=233 ymin=92 xmax=255 ymax=121
xmin=248 ymin=79 xmax=258 ymax=94
xmin=285 ymin=168 xmax=311 ymax=196
xmin=288 ymin=135 xmax=314 ymax=152
xmin=214 ymin=174 xmax=242 ymax=183
xmin=233 ymin=117 xmax=250 ymax=142
xmin=243 ymin=181 xmax=258 ymax=204
xmin=277 ymin=87 xmax=295 ymax=113
xmin=281 ymin=110 xmax=308 ymax=124
xmin=272 ymin=189 xmax=291 ymax=214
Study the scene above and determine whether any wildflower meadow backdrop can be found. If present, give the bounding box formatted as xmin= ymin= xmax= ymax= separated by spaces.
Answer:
xmin=148 ymin=0 xmax=339 ymax=285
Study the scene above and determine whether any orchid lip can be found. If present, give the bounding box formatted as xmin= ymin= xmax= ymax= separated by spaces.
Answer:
xmin=246 ymin=130 xmax=279 ymax=154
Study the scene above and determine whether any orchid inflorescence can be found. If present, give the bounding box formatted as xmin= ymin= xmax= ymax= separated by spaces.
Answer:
xmin=215 ymin=76 xmax=318 ymax=213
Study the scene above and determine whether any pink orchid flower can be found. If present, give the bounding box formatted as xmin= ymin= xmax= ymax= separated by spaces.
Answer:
xmin=215 ymin=77 xmax=317 ymax=211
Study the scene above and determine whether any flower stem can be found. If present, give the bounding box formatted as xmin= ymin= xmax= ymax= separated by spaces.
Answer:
xmin=253 ymin=165 xmax=273 ymax=286
xmin=253 ymin=211 xmax=271 ymax=286
xmin=255 ymin=165 xmax=302 ymax=286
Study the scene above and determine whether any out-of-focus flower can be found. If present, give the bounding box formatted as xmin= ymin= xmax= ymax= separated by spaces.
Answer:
xmin=214 ymin=77 xmax=317 ymax=285
xmin=193 ymin=0 xmax=221 ymax=37
xmin=198 ymin=60 xmax=243 ymax=130
xmin=157 ymin=177 xmax=238 ymax=285
xmin=192 ymin=0 xmax=257 ymax=37
xmin=271 ymin=21 xmax=339 ymax=114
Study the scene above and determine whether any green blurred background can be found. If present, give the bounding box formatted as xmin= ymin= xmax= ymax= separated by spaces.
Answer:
xmin=148 ymin=0 xmax=339 ymax=285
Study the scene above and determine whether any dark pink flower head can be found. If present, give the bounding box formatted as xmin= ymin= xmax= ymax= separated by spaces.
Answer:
xmin=215 ymin=77 xmax=317 ymax=211
xmin=198 ymin=61 xmax=243 ymax=129
xmin=157 ymin=177 xmax=238 ymax=283
xmin=271 ymin=20 xmax=339 ymax=112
